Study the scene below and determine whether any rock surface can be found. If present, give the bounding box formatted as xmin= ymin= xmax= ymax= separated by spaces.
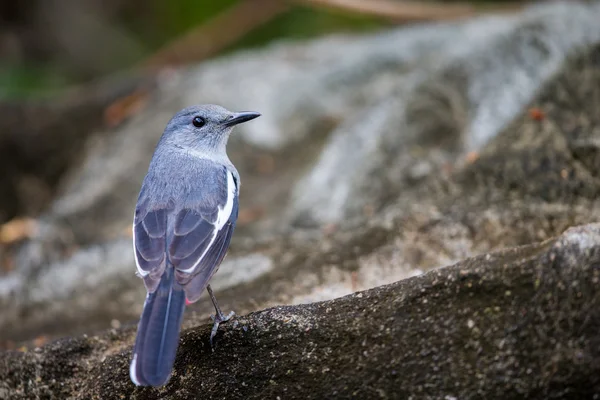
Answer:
xmin=1 ymin=1 xmax=600 ymax=398
xmin=3 ymin=1 xmax=600 ymax=343
xmin=2 ymin=224 xmax=600 ymax=399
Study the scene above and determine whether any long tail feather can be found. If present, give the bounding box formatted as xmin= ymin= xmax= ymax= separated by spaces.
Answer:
xmin=130 ymin=268 xmax=186 ymax=386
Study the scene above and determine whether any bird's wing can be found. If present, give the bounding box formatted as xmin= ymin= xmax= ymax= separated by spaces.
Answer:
xmin=133 ymin=194 xmax=169 ymax=292
xmin=133 ymin=163 xmax=238 ymax=296
xmin=168 ymin=168 xmax=238 ymax=302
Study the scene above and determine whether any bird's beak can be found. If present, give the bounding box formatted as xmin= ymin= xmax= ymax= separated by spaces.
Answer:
xmin=224 ymin=111 xmax=261 ymax=127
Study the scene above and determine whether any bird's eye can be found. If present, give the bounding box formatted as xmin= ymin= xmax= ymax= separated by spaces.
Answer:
xmin=192 ymin=116 xmax=206 ymax=128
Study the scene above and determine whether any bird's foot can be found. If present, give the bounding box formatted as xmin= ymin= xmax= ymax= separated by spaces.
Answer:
xmin=209 ymin=310 xmax=235 ymax=348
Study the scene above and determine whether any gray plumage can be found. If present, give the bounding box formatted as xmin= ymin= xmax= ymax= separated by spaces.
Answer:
xmin=129 ymin=104 xmax=260 ymax=387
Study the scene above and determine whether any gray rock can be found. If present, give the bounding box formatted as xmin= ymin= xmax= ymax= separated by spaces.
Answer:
xmin=1 ymin=223 xmax=599 ymax=399
xmin=1 ymin=2 xmax=600 ymax=378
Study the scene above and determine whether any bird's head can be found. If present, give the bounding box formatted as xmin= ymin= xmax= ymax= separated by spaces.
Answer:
xmin=160 ymin=104 xmax=260 ymax=155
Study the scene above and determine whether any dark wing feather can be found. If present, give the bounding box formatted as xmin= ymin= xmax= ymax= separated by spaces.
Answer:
xmin=134 ymin=209 xmax=167 ymax=272
xmin=169 ymin=211 xmax=214 ymax=260
xmin=178 ymin=195 xmax=238 ymax=303
xmin=142 ymin=209 xmax=167 ymax=238
xmin=134 ymin=222 xmax=164 ymax=262
xmin=173 ymin=209 xmax=202 ymax=236
xmin=133 ymin=201 xmax=170 ymax=293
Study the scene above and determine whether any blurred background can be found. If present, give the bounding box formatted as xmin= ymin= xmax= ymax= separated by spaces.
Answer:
xmin=0 ymin=0 xmax=530 ymax=228
xmin=0 ymin=0 xmax=384 ymax=97
xmin=3 ymin=2 xmax=600 ymax=397
xmin=5 ymin=0 xmax=590 ymax=351
xmin=0 ymin=0 xmax=524 ymax=99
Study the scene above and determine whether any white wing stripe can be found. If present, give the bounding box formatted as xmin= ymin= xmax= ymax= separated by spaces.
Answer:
xmin=178 ymin=170 xmax=235 ymax=274
xmin=132 ymin=218 xmax=149 ymax=277
xmin=216 ymin=171 xmax=236 ymax=231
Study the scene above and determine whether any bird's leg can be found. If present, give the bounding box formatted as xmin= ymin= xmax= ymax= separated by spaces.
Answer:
xmin=207 ymin=284 xmax=234 ymax=347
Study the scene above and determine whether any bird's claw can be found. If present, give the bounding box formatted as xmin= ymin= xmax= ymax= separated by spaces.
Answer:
xmin=209 ymin=310 xmax=235 ymax=348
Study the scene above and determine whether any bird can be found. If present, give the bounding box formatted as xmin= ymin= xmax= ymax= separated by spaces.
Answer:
xmin=129 ymin=104 xmax=260 ymax=387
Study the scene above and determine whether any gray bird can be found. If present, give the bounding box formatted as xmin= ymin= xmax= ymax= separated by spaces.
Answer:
xmin=129 ymin=104 xmax=260 ymax=387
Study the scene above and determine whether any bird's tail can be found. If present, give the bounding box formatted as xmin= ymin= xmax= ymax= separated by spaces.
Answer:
xmin=130 ymin=267 xmax=186 ymax=386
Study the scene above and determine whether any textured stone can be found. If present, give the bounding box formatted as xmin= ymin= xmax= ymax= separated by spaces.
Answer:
xmin=1 ymin=2 xmax=600 ymax=398
xmin=2 ymin=224 xmax=599 ymax=399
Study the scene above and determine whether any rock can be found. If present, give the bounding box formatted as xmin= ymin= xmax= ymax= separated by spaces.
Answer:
xmin=288 ymin=1 xmax=600 ymax=227
xmin=3 ymin=0 xmax=600 ymax=345
xmin=1 ymin=223 xmax=600 ymax=399
xmin=0 ymin=5 xmax=600 ymax=399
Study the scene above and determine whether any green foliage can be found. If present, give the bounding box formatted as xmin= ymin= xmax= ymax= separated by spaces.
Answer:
xmin=232 ymin=6 xmax=384 ymax=51
xmin=0 ymin=65 xmax=68 ymax=99
xmin=132 ymin=1 xmax=384 ymax=51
